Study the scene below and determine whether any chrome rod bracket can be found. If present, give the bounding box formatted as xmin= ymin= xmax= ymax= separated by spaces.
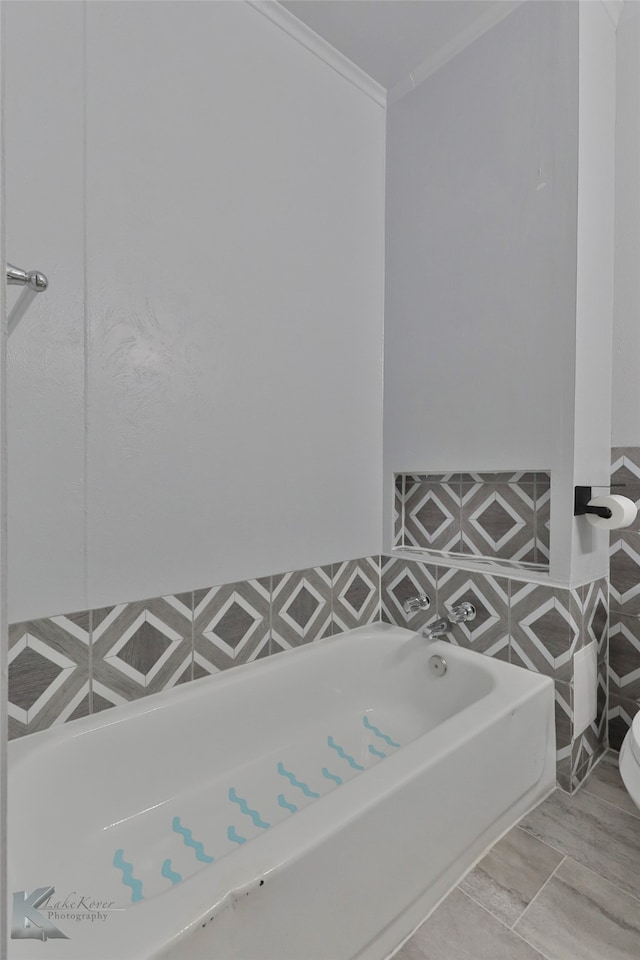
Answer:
xmin=7 ymin=262 xmax=48 ymax=292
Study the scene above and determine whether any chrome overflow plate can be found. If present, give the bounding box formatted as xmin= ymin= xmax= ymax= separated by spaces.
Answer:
xmin=429 ymin=654 xmax=447 ymax=677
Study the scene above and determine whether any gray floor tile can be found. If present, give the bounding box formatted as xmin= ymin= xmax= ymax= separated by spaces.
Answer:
xmin=514 ymin=857 xmax=640 ymax=960
xmin=393 ymin=889 xmax=546 ymax=960
xmin=459 ymin=825 xmax=563 ymax=925
xmin=520 ymin=786 xmax=640 ymax=900
xmin=581 ymin=751 xmax=640 ymax=819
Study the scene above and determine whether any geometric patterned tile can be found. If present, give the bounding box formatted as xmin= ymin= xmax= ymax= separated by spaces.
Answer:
xmin=611 ymin=447 xmax=640 ymax=511
xmin=608 ymin=694 xmax=639 ymax=751
xmin=392 ymin=470 xmax=549 ymax=567
xmin=610 ymin=531 xmax=640 ymax=616
xmin=380 ymin=555 xmax=437 ymax=631
xmin=194 ymin=579 xmax=269 ymax=670
xmin=271 ymin=566 xmax=332 ymax=649
xmin=609 ymin=613 xmax=640 ymax=702
xmin=8 ymin=613 xmax=90 ymax=738
xmin=555 ymin=681 xmax=573 ymax=755
xmin=436 ymin=568 xmax=509 ymax=658
xmin=582 ymin=577 xmax=609 ymax=662
xmin=332 ymin=556 xmax=379 ymax=632
xmin=92 ymin=594 xmax=193 ymax=704
xmin=461 ymin=481 xmax=536 ymax=563
xmin=394 ymin=474 xmax=404 ymax=548
xmin=510 ymin=582 xmax=581 ymax=682
xmin=403 ymin=477 xmax=461 ymax=552
xmin=535 ymin=473 xmax=551 ymax=565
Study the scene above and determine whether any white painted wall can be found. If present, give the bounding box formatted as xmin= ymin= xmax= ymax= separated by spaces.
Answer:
xmin=570 ymin=0 xmax=617 ymax=583
xmin=383 ymin=1 xmax=580 ymax=581
xmin=612 ymin=2 xmax=640 ymax=445
xmin=5 ymin=1 xmax=385 ymax=621
xmin=5 ymin=0 xmax=85 ymax=622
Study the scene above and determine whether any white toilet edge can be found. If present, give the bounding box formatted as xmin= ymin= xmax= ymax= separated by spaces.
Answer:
xmin=619 ymin=732 xmax=640 ymax=812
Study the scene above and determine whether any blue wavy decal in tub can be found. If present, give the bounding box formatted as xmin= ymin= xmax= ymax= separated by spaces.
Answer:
xmin=229 ymin=787 xmax=270 ymax=829
xmin=363 ymin=716 xmax=401 ymax=749
xmin=161 ymin=859 xmax=183 ymax=886
xmin=113 ymin=849 xmax=144 ymax=902
xmin=327 ymin=736 xmax=364 ymax=771
xmin=172 ymin=817 xmax=214 ymax=863
xmin=277 ymin=762 xmax=320 ymax=798
xmin=322 ymin=767 xmax=343 ymax=786
xmin=227 ymin=825 xmax=247 ymax=845
xmin=277 ymin=794 xmax=298 ymax=814
xmin=368 ymin=744 xmax=386 ymax=759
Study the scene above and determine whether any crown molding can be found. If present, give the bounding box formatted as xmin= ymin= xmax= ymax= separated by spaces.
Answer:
xmin=387 ymin=0 xmax=523 ymax=107
xmin=246 ymin=1 xmax=386 ymax=108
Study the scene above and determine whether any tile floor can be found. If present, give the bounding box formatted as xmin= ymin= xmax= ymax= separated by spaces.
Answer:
xmin=393 ymin=752 xmax=640 ymax=960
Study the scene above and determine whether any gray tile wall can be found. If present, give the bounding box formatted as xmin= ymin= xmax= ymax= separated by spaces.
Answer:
xmin=7 ymin=557 xmax=380 ymax=740
xmin=609 ymin=447 xmax=640 ymax=749
xmin=380 ymin=556 xmax=608 ymax=792
xmin=8 ymin=547 xmax=608 ymax=793
xmin=394 ymin=471 xmax=550 ymax=566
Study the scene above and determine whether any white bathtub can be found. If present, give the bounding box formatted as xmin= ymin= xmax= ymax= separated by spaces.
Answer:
xmin=8 ymin=622 xmax=555 ymax=960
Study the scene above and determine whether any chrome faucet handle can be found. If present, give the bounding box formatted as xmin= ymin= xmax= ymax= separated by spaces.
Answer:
xmin=403 ymin=594 xmax=431 ymax=614
xmin=447 ymin=601 xmax=476 ymax=624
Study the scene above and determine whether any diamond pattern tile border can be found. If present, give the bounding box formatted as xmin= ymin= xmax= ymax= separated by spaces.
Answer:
xmin=437 ymin=568 xmax=510 ymax=658
xmin=194 ymin=578 xmax=270 ymax=670
xmin=608 ymin=694 xmax=639 ymax=751
xmin=8 ymin=614 xmax=90 ymax=739
xmin=93 ymin=595 xmax=192 ymax=703
xmin=404 ymin=478 xmax=461 ymax=552
xmin=271 ymin=566 xmax=332 ymax=649
xmin=393 ymin=471 xmax=550 ymax=566
xmin=582 ymin=578 xmax=609 ymax=662
xmin=510 ymin=582 xmax=581 ymax=682
xmin=611 ymin=447 xmax=640 ymax=510
xmin=460 ymin=482 xmax=536 ymax=563
xmin=609 ymin=612 xmax=640 ymax=702
xmin=380 ymin=556 xmax=437 ymax=631
xmin=332 ymin=557 xmax=380 ymax=631
xmin=610 ymin=531 xmax=640 ymax=616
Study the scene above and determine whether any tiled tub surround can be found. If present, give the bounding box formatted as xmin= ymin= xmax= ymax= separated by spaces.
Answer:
xmin=8 ymin=623 xmax=555 ymax=960
xmin=8 ymin=552 xmax=607 ymax=793
xmin=381 ymin=556 xmax=608 ymax=792
xmin=609 ymin=446 xmax=640 ymax=748
xmin=7 ymin=556 xmax=381 ymax=740
xmin=394 ymin=471 xmax=551 ymax=566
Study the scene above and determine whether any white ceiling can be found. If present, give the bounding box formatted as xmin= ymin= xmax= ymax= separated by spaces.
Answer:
xmin=280 ymin=0 xmax=508 ymax=91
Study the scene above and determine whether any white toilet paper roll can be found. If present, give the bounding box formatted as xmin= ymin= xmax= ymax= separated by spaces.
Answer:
xmin=586 ymin=494 xmax=637 ymax=530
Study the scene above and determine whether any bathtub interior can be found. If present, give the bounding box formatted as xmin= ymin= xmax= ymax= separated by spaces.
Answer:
xmin=9 ymin=629 xmax=497 ymax=911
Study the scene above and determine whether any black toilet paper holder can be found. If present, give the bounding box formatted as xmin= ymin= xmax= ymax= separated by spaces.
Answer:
xmin=574 ymin=484 xmax=625 ymax=519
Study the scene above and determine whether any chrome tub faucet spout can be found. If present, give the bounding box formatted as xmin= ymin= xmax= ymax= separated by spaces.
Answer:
xmin=422 ymin=601 xmax=476 ymax=640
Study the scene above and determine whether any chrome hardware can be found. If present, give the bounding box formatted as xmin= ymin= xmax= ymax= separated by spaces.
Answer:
xmin=448 ymin=601 xmax=476 ymax=624
xmin=7 ymin=263 xmax=48 ymax=291
xmin=421 ymin=618 xmax=451 ymax=640
xmin=6 ymin=262 xmax=48 ymax=336
xmin=429 ymin=654 xmax=447 ymax=677
xmin=403 ymin=594 xmax=431 ymax=615
xmin=421 ymin=600 xmax=476 ymax=640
